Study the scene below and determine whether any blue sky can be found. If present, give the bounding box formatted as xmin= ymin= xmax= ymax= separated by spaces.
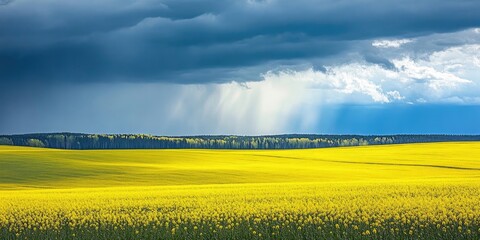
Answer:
xmin=1 ymin=0 xmax=480 ymax=135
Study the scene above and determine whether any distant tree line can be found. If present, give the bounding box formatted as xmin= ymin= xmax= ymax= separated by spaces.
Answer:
xmin=1 ymin=133 xmax=479 ymax=150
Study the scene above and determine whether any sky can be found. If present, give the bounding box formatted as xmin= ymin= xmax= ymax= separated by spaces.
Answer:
xmin=1 ymin=0 xmax=480 ymax=135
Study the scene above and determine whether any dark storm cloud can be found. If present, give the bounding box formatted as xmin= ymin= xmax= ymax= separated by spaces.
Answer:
xmin=0 ymin=0 xmax=479 ymax=84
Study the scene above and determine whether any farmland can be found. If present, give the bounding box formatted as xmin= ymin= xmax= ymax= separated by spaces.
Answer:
xmin=1 ymin=142 xmax=480 ymax=239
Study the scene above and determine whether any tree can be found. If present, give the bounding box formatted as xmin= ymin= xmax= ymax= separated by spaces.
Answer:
xmin=27 ymin=139 xmax=45 ymax=148
xmin=0 ymin=137 xmax=13 ymax=145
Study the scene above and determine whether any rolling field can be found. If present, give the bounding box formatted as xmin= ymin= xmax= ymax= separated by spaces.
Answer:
xmin=1 ymin=142 xmax=480 ymax=239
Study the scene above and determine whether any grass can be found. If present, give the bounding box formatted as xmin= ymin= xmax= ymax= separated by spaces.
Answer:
xmin=1 ymin=142 xmax=480 ymax=239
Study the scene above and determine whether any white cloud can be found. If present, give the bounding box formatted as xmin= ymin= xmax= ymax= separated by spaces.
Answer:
xmin=372 ymin=39 xmax=413 ymax=48
xmin=255 ymin=43 xmax=478 ymax=104
xmin=261 ymin=66 xmax=391 ymax=103
xmin=391 ymin=57 xmax=471 ymax=92
xmin=387 ymin=91 xmax=404 ymax=100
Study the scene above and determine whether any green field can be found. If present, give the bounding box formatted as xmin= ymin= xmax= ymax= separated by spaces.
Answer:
xmin=1 ymin=142 xmax=480 ymax=239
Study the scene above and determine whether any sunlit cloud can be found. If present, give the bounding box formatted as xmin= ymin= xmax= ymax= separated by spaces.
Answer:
xmin=372 ymin=39 xmax=413 ymax=48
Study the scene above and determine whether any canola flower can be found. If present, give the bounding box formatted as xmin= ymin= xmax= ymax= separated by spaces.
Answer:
xmin=1 ymin=143 xmax=480 ymax=239
xmin=1 ymin=180 xmax=480 ymax=239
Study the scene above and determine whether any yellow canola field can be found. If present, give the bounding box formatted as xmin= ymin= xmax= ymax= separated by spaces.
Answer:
xmin=1 ymin=142 xmax=480 ymax=239
xmin=1 ymin=181 xmax=480 ymax=239
xmin=1 ymin=142 xmax=480 ymax=189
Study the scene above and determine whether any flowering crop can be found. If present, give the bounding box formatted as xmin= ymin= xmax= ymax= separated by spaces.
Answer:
xmin=1 ymin=143 xmax=480 ymax=239
xmin=1 ymin=181 xmax=480 ymax=239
